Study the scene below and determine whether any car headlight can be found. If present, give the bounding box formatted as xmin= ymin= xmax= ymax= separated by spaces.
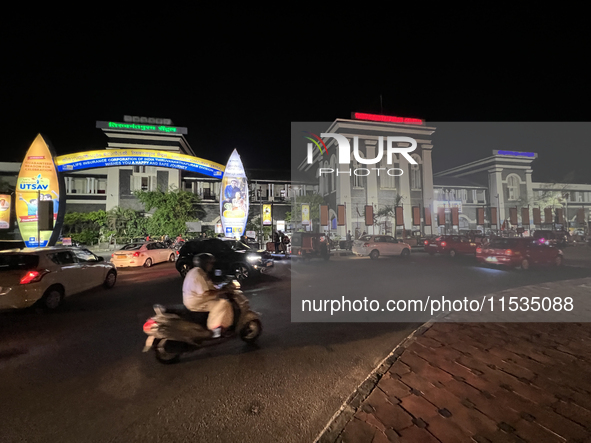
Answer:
xmin=247 ymin=255 xmax=261 ymax=263
xmin=232 ymin=280 xmax=241 ymax=289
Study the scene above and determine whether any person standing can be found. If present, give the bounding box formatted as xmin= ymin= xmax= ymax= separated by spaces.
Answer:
xmin=346 ymin=230 xmax=352 ymax=250
xmin=273 ymin=230 xmax=280 ymax=253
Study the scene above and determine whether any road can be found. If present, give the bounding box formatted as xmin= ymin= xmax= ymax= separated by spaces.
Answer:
xmin=1 ymin=251 xmax=590 ymax=443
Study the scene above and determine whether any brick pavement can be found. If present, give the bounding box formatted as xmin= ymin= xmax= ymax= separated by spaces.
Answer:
xmin=317 ymin=278 xmax=591 ymax=443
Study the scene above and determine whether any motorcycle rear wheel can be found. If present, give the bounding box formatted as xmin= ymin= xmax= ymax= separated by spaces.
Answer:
xmin=240 ymin=319 xmax=262 ymax=344
xmin=154 ymin=339 xmax=181 ymax=364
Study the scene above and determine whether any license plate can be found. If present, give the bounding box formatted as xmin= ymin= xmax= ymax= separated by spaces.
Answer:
xmin=485 ymin=257 xmax=498 ymax=262
xmin=143 ymin=336 xmax=155 ymax=352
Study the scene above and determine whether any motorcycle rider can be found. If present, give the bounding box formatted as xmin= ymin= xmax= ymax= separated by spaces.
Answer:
xmin=182 ymin=253 xmax=233 ymax=338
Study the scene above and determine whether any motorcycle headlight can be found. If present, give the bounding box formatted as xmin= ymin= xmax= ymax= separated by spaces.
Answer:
xmin=232 ymin=280 xmax=241 ymax=289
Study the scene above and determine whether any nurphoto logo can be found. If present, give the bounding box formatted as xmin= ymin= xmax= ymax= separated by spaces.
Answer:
xmin=304 ymin=132 xmax=418 ymax=178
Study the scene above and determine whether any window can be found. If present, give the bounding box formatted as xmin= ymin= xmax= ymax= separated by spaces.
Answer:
xmin=476 ymin=190 xmax=486 ymax=204
xmin=49 ymin=251 xmax=76 ymax=265
xmin=410 ymin=164 xmax=421 ymax=189
xmin=133 ymin=166 xmax=146 ymax=173
xmin=507 ymin=176 xmax=520 ymax=201
xmin=380 ymin=157 xmax=395 ymax=189
xmin=353 ymin=152 xmax=366 ymax=188
xmin=73 ymin=249 xmax=98 ymax=262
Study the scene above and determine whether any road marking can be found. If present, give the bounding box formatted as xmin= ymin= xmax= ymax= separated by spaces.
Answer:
xmin=244 ymin=286 xmax=271 ymax=294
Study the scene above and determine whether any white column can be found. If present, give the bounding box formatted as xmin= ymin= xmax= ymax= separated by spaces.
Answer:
xmin=422 ymin=145 xmax=434 ymax=235
xmin=398 ymin=152 xmax=412 ymax=230
xmin=489 ymin=168 xmax=504 ymax=226
xmin=365 ymin=139 xmax=378 ymax=208
xmin=337 ymin=148 xmax=352 ymax=238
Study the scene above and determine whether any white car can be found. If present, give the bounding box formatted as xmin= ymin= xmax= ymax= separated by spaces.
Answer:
xmin=111 ymin=242 xmax=176 ymax=268
xmin=352 ymin=235 xmax=411 ymax=260
xmin=0 ymin=247 xmax=117 ymax=311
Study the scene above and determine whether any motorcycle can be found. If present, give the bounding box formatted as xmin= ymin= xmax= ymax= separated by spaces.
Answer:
xmin=142 ymin=279 xmax=262 ymax=364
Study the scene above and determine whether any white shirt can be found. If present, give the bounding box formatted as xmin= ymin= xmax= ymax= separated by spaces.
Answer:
xmin=182 ymin=267 xmax=217 ymax=311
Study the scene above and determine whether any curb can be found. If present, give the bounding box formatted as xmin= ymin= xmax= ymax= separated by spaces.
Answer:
xmin=314 ymin=321 xmax=438 ymax=443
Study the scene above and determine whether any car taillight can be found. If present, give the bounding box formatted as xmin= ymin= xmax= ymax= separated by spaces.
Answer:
xmin=176 ymin=250 xmax=179 ymax=255
xmin=20 ymin=270 xmax=46 ymax=285
xmin=363 ymin=243 xmax=370 ymax=247
xmin=424 ymin=240 xmax=429 ymax=246
xmin=143 ymin=319 xmax=156 ymax=332
xmin=440 ymin=241 xmax=447 ymax=247
xmin=476 ymin=247 xmax=482 ymax=254
xmin=505 ymin=249 xmax=513 ymax=256
xmin=133 ymin=251 xmax=140 ymax=257
xmin=111 ymin=254 xmax=114 ymax=258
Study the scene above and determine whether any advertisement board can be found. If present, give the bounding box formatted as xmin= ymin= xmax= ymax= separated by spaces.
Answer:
xmin=56 ymin=149 xmax=225 ymax=179
xmin=220 ymin=150 xmax=248 ymax=238
xmin=301 ymin=204 xmax=310 ymax=225
xmin=16 ymin=134 xmax=62 ymax=247
xmin=262 ymin=204 xmax=272 ymax=226
xmin=0 ymin=195 xmax=11 ymax=229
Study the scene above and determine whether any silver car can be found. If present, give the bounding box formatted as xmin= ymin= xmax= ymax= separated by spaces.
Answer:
xmin=352 ymin=235 xmax=411 ymax=260
xmin=0 ymin=247 xmax=117 ymax=311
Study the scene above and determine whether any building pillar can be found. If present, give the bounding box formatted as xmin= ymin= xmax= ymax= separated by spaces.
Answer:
xmin=337 ymin=146 xmax=352 ymax=238
xmin=489 ymin=168 xmax=504 ymax=227
xmin=399 ymin=152 xmax=412 ymax=231
xmin=422 ymin=145 xmax=434 ymax=235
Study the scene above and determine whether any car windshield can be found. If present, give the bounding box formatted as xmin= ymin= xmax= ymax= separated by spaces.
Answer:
xmin=120 ymin=244 xmax=142 ymax=250
xmin=0 ymin=254 xmax=39 ymax=271
xmin=490 ymin=238 xmax=523 ymax=248
xmin=226 ymin=240 xmax=251 ymax=251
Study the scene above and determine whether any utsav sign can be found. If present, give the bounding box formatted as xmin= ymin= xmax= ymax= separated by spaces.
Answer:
xmin=305 ymin=133 xmax=418 ymax=177
xmin=220 ymin=150 xmax=249 ymax=238
xmin=16 ymin=134 xmax=64 ymax=247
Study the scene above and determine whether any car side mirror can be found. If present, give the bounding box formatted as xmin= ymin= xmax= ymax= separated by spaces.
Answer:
xmin=97 ymin=256 xmax=104 ymax=262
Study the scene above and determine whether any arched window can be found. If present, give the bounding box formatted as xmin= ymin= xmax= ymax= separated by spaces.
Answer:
xmin=507 ymin=175 xmax=520 ymax=201
xmin=410 ymin=154 xmax=422 ymax=190
xmin=353 ymin=151 xmax=366 ymax=188
xmin=330 ymin=155 xmax=336 ymax=193
xmin=380 ymin=153 xmax=396 ymax=189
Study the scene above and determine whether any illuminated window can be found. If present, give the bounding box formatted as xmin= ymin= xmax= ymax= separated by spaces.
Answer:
xmin=380 ymin=156 xmax=396 ymax=189
xmin=410 ymin=164 xmax=421 ymax=190
xmin=507 ymin=175 xmax=520 ymax=201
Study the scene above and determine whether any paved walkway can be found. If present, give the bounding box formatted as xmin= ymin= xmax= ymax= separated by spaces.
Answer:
xmin=318 ymin=278 xmax=591 ymax=443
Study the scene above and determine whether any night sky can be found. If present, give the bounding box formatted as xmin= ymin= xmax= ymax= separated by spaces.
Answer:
xmin=3 ymin=13 xmax=590 ymax=184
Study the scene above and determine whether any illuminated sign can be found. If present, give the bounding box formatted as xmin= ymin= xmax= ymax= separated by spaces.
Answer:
xmin=220 ymin=150 xmax=249 ymax=238
xmin=96 ymin=121 xmax=188 ymax=135
xmin=55 ymin=149 xmax=224 ymax=178
xmin=0 ymin=195 xmax=11 ymax=229
xmin=262 ymin=204 xmax=272 ymax=226
xmin=301 ymin=204 xmax=310 ymax=225
xmin=495 ymin=150 xmax=536 ymax=158
xmin=16 ymin=134 xmax=63 ymax=247
xmin=351 ymin=112 xmax=424 ymax=125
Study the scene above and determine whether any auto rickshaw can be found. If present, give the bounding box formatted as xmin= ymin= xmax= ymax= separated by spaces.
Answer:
xmin=290 ymin=232 xmax=330 ymax=261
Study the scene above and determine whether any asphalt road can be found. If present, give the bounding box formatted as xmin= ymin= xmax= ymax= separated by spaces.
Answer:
xmin=1 ymin=251 xmax=590 ymax=443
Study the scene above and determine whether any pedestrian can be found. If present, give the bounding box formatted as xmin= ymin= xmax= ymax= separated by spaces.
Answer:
xmin=346 ymin=230 xmax=352 ymax=250
xmin=273 ymin=230 xmax=280 ymax=253
xmin=282 ymin=232 xmax=290 ymax=255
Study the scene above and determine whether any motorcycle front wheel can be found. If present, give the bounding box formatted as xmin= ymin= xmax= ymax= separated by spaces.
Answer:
xmin=240 ymin=319 xmax=262 ymax=344
xmin=154 ymin=339 xmax=181 ymax=364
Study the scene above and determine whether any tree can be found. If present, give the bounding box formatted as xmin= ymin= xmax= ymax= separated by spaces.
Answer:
xmin=134 ymin=187 xmax=202 ymax=238
xmin=289 ymin=194 xmax=327 ymax=229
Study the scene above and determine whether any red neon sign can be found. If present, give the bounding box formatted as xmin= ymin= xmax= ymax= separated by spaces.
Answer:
xmin=352 ymin=112 xmax=424 ymax=125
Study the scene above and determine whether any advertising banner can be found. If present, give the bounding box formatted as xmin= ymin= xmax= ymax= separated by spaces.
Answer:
xmin=577 ymin=208 xmax=585 ymax=225
xmin=424 ymin=207 xmax=432 ymax=226
xmin=438 ymin=207 xmax=445 ymax=226
xmin=16 ymin=134 xmax=61 ymax=247
xmin=262 ymin=204 xmax=272 ymax=226
xmin=556 ymin=208 xmax=564 ymax=224
xmin=490 ymin=207 xmax=498 ymax=226
xmin=509 ymin=207 xmax=518 ymax=225
xmin=451 ymin=207 xmax=459 ymax=226
xmin=364 ymin=205 xmax=373 ymax=227
xmin=395 ymin=206 xmax=404 ymax=226
xmin=533 ymin=207 xmax=542 ymax=225
xmin=277 ymin=220 xmax=285 ymax=232
xmin=412 ymin=207 xmax=420 ymax=226
xmin=301 ymin=204 xmax=310 ymax=225
xmin=320 ymin=205 xmax=329 ymax=226
xmin=56 ymin=149 xmax=225 ymax=179
xmin=522 ymin=207 xmax=530 ymax=225
xmin=337 ymin=205 xmax=345 ymax=226
xmin=0 ymin=195 xmax=10 ymax=229
xmin=545 ymin=207 xmax=553 ymax=224
xmin=220 ymin=150 xmax=248 ymax=238
xmin=477 ymin=208 xmax=485 ymax=225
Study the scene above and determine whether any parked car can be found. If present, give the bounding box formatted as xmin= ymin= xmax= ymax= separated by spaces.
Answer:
xmin=111 ymin=242 xmax=176 ymax=268
xmin=175 ymin=238 xmax=274 ymax=281
xmin=0 ymin=247 xmax=117 ymax=311
xmin=426 ymin=235 xmax=478 ymax=257
xmin=352 ymin=235 xmax=411 ymax=260
xmin=532 ymin=230 xmax=568 ymax=248
xmin=476 ymin=237 xmax=564 ymax=270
